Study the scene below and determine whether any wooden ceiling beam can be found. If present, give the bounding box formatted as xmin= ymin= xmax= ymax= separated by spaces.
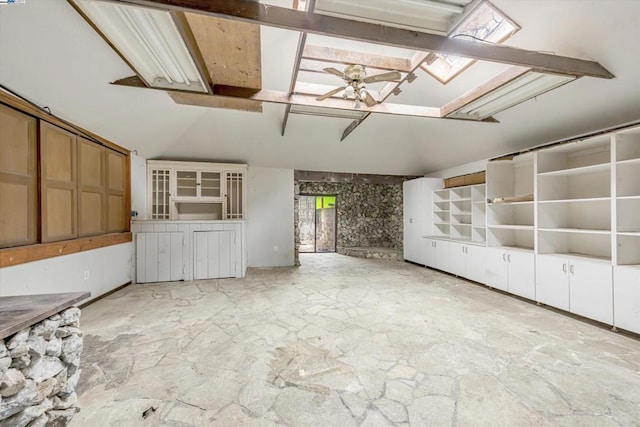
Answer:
xmin=117 ymin=0 xmax=614 ymax=79
xmin=281 ymin=0 xmax=315 ymax=136
xmin=302 ymin=45 xmax=413 ymax=72
xmin=112 ymin=75 xmax=442 ymax=118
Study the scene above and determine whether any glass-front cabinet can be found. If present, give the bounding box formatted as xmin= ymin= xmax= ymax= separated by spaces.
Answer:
xmin=147 ymin=160 xmax=246 ymax=220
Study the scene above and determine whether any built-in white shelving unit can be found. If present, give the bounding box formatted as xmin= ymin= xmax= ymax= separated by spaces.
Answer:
xmin=409 ymin=122 xmax=640 ymax=334
xmin=430 ymin=184 xmax=486 ymax=244
xmin=486 ymin=152 xmax=535 ymax=251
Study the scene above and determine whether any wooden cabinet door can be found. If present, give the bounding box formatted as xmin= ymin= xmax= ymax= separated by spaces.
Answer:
xmin=535 ymin=254 xmax=569 ymax=310
xmin=40 ymin=122 xmax=77 ymax=242
xmin=78 ymin=137 xmax=105 ymax=237
xmin=569 ymin=259 xmax=613 ymax=324
xmin=0 ymin=105 xmax=37 ymax=247
xmin=507 ymin=250 xmax=535 ymax=300
xmin=106 ymin=150 xmax=128 ymax=232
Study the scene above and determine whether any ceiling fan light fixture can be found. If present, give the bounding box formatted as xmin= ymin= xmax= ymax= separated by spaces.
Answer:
xmin=344 ymin=86 xmax=355 ymax=97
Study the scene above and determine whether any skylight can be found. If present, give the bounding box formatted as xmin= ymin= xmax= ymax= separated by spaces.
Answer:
xmin=422 ymin=1 xmax=519 ymax=84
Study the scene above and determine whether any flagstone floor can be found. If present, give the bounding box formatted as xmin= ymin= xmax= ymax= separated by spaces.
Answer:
xmin=71 ymin=253 xmax=640 ymax=426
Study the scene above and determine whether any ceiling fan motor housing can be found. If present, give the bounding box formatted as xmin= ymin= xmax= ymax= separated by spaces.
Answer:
xmin=344 ymin=64 xmax=366 ymax=82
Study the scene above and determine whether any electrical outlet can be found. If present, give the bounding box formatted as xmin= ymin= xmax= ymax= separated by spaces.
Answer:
xmin=273 ymin=246 xmax=278 ymax=253
xmin=84 ymin=270 xmax=90 ymax=280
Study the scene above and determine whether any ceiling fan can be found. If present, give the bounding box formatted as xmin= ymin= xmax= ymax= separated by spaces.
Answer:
xmin=316 ymin=64 xmax=401 ymax=108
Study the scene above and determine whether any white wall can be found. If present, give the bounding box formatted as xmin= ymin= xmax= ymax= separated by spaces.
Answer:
xmin=247 ymin=167 xmax=295 ymax=267
xmin=130 ymin=153 xmax=148 ymax=220
xmin=426 ymin=159 xmax=488 ymax=179
xmin=0 ymin=243 xmax=134 ymax=304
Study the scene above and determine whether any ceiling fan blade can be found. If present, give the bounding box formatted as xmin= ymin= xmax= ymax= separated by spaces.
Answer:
xmin=316 ymin=86 xmax=346 ymax=101
xmin=363 ymin=71 xmax=401 ymax=83
xmin=323 ymin=67 xmax=345 ymax=78
xmin=363 ymin=91 xmax=377 ymax=107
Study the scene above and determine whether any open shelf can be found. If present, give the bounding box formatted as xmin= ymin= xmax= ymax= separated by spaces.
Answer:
xmin=537 ymin=134 xmax=611 ymax=174
xmin=538 ymin=197 xmax=610 ymax=204
xmin=488 ymin=200 xmax=534 ymax=206
xmin=538 ymin=199 xmax=610 ymax=231
xmin=617 ymin=234 xmax=640 ymax=265
xmin=488 ymin=224 xmax=534 ymax=230
xmin=617 ymin=198 xmax=640 ymax=233
xmin=538 ymin=170 xmax=610 ymax=201
xmin=488 ymin=227 xmax=534 ymax=250
xmin=537 ymin=162 xmax=610 ymax=177
xmin=539 ymin=227 xmax=610 ymax=235
xmin=617 ymin=163 xmax=640 ymax=197
xmin=538 ymin=229 xmax=611 ymax=260
xmin=617 ymin=158 xmax=640 ymax=166
xmin=615 ymin=126 xmax=640 ymax=162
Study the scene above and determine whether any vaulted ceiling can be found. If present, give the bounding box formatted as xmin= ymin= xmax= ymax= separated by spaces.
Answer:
xmin=0 ymin=0 xmax=638 ymax=175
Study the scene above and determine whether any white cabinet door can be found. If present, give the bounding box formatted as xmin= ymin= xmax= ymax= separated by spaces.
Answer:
xmin=466 ymin=245 xmax=487 ymax=284
xmin=485 ymin=247 xmax=508 ymax=291
xmin=614 ymin=266 xmax=640 ymax=333
xmin=136 ymin=232 xmax=184 ymax=283
xmin=193 ymin=230 xmax=237 ymax=279
xmin=569 ymin=259 xmax=613 ymax=324
xmin=403 ymin=179 xmax=422 ymax=264
xmin=448 ymin=241 xmax=467 ymax=277
xmin=422 ymin=238 xmax=435 ymax=268
xmin=535 ymin=254 xmax=569 ymax=310
xmin=433 ymin=240 xmax=450 ymax=272
xmin=507 ymin=250 xmax=535 ymax=300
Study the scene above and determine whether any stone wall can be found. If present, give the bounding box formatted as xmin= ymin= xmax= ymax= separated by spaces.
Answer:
xmin=297 ymin=182 xmax=403 ymax=260
xmin=0 ymin=308 xmax=83 ymax=426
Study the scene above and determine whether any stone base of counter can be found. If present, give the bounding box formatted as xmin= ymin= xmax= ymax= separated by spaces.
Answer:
xmin=338 ymin=246 xmax=403 ymax=261
xmin=0 ymin=307 xmax=83 ymax=426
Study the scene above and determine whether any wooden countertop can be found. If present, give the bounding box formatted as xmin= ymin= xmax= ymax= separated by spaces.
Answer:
xmin=0 ymin=292 xmax=90 ymax=340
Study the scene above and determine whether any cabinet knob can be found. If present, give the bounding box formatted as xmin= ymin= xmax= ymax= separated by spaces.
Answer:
xmin=570 ymin=265 xmax=575 ymax=275
xmin=562 ymin=263 xmax=566 ymax=273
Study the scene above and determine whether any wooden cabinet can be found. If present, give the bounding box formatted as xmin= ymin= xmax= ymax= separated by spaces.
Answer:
xmin=78 ymin=137 xmax=106 ymax=237
xmin=132 ymin=220 xmax=247 ymax=282
xmin=0 ymin=104 xmax=37 ymax=248
xmin=486 ymin=247 xmax=535 ymax=299
xmin=106 ymin=151 xmax=128 ymax=233
xmin=147 ymin=160 xmax=246 ymax=220
xmin=536 ymin=254 xmax=613 ymax=323
xmin=40 ymin=122 xmax=78 ymax=242
xmin=403 ymin=177 xmax=443 ymax=264
xmin=614 ymin=266 xmax=640 ymax=333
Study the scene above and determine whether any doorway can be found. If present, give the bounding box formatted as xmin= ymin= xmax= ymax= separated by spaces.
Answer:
xmin=299 ymin=195 xmax=337 ymax=253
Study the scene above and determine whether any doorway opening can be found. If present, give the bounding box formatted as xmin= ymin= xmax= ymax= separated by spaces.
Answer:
xmin=299 ymin=195 xmax=337 ymax=253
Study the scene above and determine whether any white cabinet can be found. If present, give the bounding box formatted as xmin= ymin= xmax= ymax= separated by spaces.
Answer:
xmin=147 ymin=160 xmax=246 ymax=220
xmin=536 ymin=254 xmax=613 ymax=324
xmin=614 ymin=266 xmax=640 ymax=333
xmin=132 ymin=220 xmax=247 ymax=282
xmin=486 ymin=247 xmax=535 ymax=299
xmin=423 ymin=238 xmax=449 ymax=272
xmin=193 ymin=230 xmax=236 ymax=279
xmin=403 ymin=177 xmax=443 ymax=264
xmin=447 ymin=241 xmax=487 ymax=283
xmin=136 ymin=232 xmax=184 ymax=283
